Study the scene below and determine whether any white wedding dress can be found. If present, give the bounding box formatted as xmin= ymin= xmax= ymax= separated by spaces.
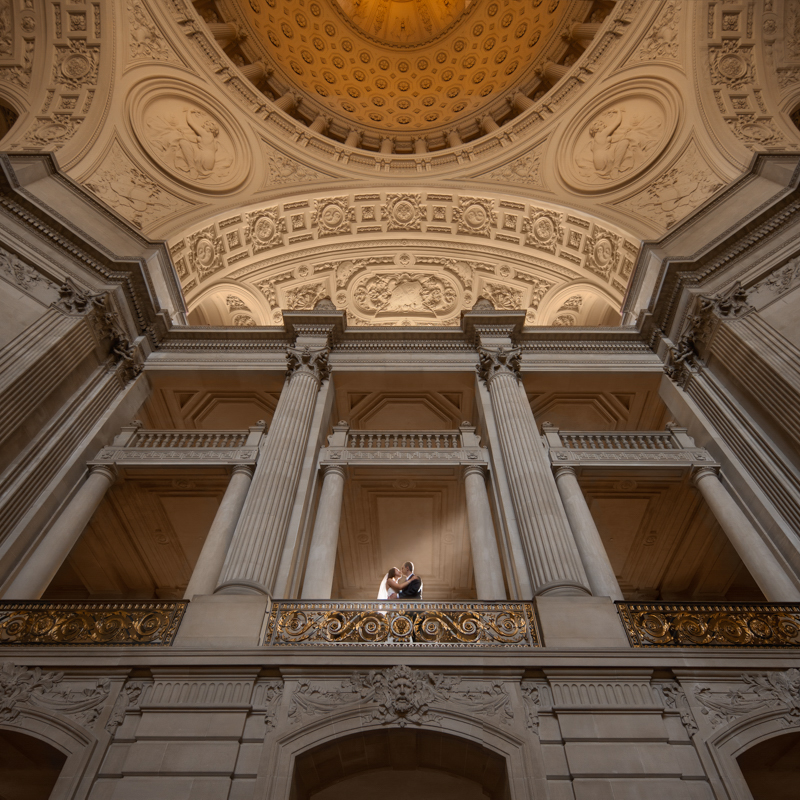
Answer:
xmin=377 ymin=573 xmax=391 ymax=600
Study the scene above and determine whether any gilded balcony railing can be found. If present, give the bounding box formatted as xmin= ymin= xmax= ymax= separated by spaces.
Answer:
xmin=617 ymin=602 xmax=800 ymax=648
xmin=263 ymin=601 xmax=540 ymax=648
xmin=0 ymin=601 xmax=188 ymax=646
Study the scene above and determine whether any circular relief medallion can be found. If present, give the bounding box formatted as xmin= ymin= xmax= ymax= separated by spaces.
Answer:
xmin=534 ymin=217 xmax=556 ymax=243
xmin=62 ymin=54 xmax=91 ymax=81
xmin=463 ymin=203 xmax=488 ymax=230
xmin=559 ymin=85 xmax=678 ymax=193
xmin=593 ymin=236 xmax=615 ymax=268
xmin=321 ymin=204 xmax=344 ymax=228
xmin=194 ymin=237 xmax=216 ymax=268
xmin=718 ymin=53 xmax=748 ymax=81
xmin=131 ymin=84 xmax=250 ymax=194
xmin=252 ymin=216 xmax=275 ymax=243
xmin=394 ymin=200 xmax=416 ymax=223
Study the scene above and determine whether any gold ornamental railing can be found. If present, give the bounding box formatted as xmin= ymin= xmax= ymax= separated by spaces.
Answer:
xmin=0 ymin=601 xmax=188 ymax=646
xmin=264 ymin=601 xmax=540 ymax=648
xmin=617 ymin=602 xmax=800 ymax=648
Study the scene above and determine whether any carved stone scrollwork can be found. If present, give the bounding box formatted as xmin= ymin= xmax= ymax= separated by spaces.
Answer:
xmin=660 ymin=681 xmax=698 ymax=736
xmin=286 ymin=345 xmax=330 ymax=384
xmin=476 ymin=345 xmax=522 ymax=385
xmin=287 ymin=665 xmax=516 ymax=729
xmin=693 ymin=669 xmax=800 ymax=728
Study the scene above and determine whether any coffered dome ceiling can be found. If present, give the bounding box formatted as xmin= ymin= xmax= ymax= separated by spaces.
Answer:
xmin=215 ymin=0 xmax=594 ymax=146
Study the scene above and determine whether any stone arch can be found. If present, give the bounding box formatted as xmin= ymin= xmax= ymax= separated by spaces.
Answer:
xmin=536 ymin=281 xmax=621 ymax=327
xmin=290 ymin=727 xmax=510 ymax=800
xmin=704 ymin=707 xmax=800 ymax=800
xmin=265 ymin=708 xmax=538 ymax=800
xmin=736 ymin=729 xmax=800 ymax=800
xmin=0 ymin=709 xmax=99 ymax=800
xmin=187 ymin=281 xmax=269 ymax=326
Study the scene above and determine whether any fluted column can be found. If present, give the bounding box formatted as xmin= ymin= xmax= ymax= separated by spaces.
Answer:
xmin=380 ymin=137 xmax=394 ymax=154
xmin=554 ymin=466 xmax=623 ymax=600
xmin=569 ymin=22 xmax=601 ymax=41
xmin=184 ymin=465 xmax=254 ymax=598
xmin=447 ymin=129 xmax=462 ymax=148
xmin=414 ymin=137 xmax=428 ymax=154
xmin=541 ymin=61 xmax=569 ymax=83
xmin=239 ymin=60 xmax=267 ymax=84
xmin=5 ymin=464 xmax=117 ymax=598
xmin=345 ymin=129 xmax=361 ymax=148
xmin=692 ymin=467 xmax=800 ymax=601
xmin=463 ymin=465 xmax=506 ymax=600
xmin=478 ymin=346 xmax=590 ymax=596
xmin=215 ymin=345 xmax=329 ymax=595
xmin=509 ymin=92 xmax=534 ymax=113
xmin=273 ymin=91 xmax=297 ymax=113
xmin=479 ymin=115 xmax=500 ymax=135
xmin=301 ymin=464 xmax=347 ymax=599
xmin=207 ymin=22 xmax=239 ymax=44
xmin=308 ymin=115 xmax=329 ymax=134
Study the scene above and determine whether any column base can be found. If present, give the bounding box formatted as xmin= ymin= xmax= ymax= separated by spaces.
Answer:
xmin=533 ymin=580 xmax=592 ymax=597
xmin=214 ymin=579 xmax=271 ymax=596
xmin=535 ymin=596 xmax=630 ymax=648
xmin=174 ymin=594 xmax=270 ymax=648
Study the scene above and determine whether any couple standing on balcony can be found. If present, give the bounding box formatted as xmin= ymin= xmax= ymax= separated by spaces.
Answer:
xmin=378 ymin=562 xmax=423 ymax=600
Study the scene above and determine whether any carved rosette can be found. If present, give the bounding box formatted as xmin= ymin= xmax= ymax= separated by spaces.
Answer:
xmin=583 ymin=225 xmax=620 ymax=279
xmin=286 ymin=345 xmax=330 ymax=385
xmin=245 ymin=206 xmax=286 ymax=254
xmin=477 ymin=345 xmax=522 ymax=385
xmin=188 ymin=225 xmax=225 ymax=281
xmin=522 ymin=207 xmax=564 ymax=254
xmin=382 ymin=194 xmax=427 ymax=231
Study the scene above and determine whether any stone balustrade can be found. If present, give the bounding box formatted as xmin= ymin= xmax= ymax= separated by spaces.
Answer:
xmin=91 ymin=422 xmax=267 ymax=467
xmin=542 ymin=423 xmax=715 ymax=468
xmin=346 ymin=431 xmax=462 ymax=449
xmin=321 ymin=422 xmax=486 ymax=466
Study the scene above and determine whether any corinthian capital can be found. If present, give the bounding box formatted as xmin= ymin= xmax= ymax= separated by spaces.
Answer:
xmin=286 ymin=345 xmax=330 ymax=384
xmin=476 ymin=345 xmax=522 ymax=385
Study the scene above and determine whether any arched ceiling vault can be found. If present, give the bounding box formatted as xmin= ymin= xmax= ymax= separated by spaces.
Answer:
xmin=173 ymin=186 xmax=637 ymax=328
xmin=1 ymin=0 xmax=798 ymax=326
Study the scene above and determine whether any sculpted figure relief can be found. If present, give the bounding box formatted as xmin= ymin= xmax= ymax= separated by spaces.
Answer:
xmin=577 ymin=107 xmax=662 ymax=183
xmin=353 ymin=271 xmax=457 ymax=319
xmin=146 ymin=107 xmax=233 ymax=183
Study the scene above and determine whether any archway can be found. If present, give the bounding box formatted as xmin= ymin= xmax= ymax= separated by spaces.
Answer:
xmin=290 ymin=728 xmax=510 ymax=800
xmin=736 ymin=730 xmax=800 ymax=800
xmin=0 ymin=729 xmax=67 ymax=800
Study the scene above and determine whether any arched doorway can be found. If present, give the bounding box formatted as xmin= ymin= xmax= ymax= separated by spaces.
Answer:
xmin=291 ymin=728 xmax=510 ymax=800
xmin=0 ymin=729 xmax=67 ymax=800
xmin=736 ymin=731 xmax=800 ymax=800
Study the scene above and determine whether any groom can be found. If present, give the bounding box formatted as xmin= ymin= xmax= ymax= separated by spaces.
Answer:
xmin=395 ymin=561 xmax=422 ymax=600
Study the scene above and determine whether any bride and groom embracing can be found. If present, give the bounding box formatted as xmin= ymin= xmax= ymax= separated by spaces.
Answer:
xmin=377 ymin=561 xmax=423 ymax=600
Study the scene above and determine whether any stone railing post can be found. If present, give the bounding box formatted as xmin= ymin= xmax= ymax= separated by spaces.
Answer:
xmin=184 ymin=464 xmax=255 ymax=599
xmin=692 ymin=466 xmax=800 ymax=601
xmin=477 ymin=345 xmax=590 ymax=596
xmin=215 ymin=344 xmax=330 ymax=596
xmin=553 ymin=466 xmax=623 ymax=601
xmin=463 ymin=465 xmax=506 ymax=600
xmin=5 ymin=464 xmax=117 ymax=598
xmin=301 ymin=464 xmax=347 ymax=599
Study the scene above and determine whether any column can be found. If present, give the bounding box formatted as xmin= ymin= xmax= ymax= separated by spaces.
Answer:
xmin=308 ymin=115 xmax=329 ymax=134
xmin=345 ymin=130 xmax=360 ymax=148
xmin=554 ymin=466 xmax=623 ymax=600
xmin=183 ymin=465 xmax=254 ymax=599
xmin=380 ymin=137 xmax=394 ymax=154
xmin=509 ymin=91 xmax=534 ymax=113
xmin=414 ymin=137 xmax=428 ymax=154
xmin=239 ymin=61 xmax=267 ymax=84
xmin=542 ymin=62 xmax=569 ymax=83
xmin=480 ymin=115 xmax=500 ymax=135
xmin=463 ymin=465 xmax=506 ymax=600
xmin=569 ymin=22 xmax=601 ymax=41
xmin=207 ymin=22 xmax=239 ymax=44
xmin=478 ymin=346 xmax=590 ymax=596
xmin=273 ymin=92 xmax=297 ymax=113
xmin=215 ymin=345 xmax=329 ymax=595
xmin=447 ymin=129 xmax=462 ymax=148
xmin=692 ymin=467 xmax=800 ymax=601
xmin=301 ymin=465 xmax=347 ymax=599
xmin=5 ymin=464 xmax=116 ymax=598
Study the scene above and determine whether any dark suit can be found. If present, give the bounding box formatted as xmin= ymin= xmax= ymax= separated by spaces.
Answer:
xmin=398 ymin=574 xmax=422 ymax=599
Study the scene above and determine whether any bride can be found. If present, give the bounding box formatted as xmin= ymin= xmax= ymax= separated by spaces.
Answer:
xmin=377 ymin=567 xmax=402 ymax=600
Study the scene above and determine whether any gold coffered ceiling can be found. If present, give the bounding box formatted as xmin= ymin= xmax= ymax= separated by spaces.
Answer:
xmin=218 ymin=0 xmax=587 ymax=143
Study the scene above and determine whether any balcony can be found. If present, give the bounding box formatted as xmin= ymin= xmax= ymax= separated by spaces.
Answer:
xmin=264 ymin=600 xmax=540 ymax=648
